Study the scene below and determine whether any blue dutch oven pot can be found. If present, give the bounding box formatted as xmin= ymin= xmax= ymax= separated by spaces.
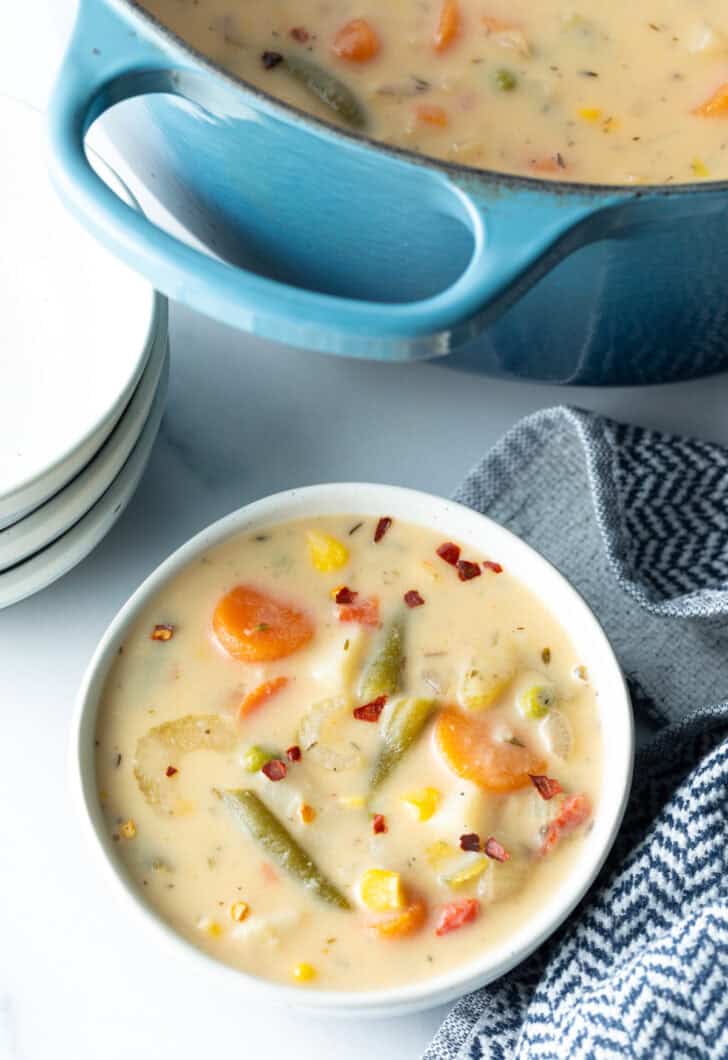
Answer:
xmin=49 ymin=0 xmax=728 ymax=384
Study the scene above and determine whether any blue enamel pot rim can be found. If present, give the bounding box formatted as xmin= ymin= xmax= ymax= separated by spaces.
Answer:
xmin=48 ymin=0 xmax=728 ymax=361
xmin=123 ymin=0 xmax=728 ymax=200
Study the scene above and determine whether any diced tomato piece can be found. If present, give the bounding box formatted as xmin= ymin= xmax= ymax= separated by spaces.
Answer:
xmin=338 ymin=595 xmax=380 ymax=627
xmin=435 ymin=898 xmax=479 ymax=936
xmin=541 ymin=793 xmax=592 ymax=855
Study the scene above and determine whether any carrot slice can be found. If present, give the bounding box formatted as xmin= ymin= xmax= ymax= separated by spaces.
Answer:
xmin=541 ymin=793 xmax=592 ymax=856
xmin=435 ymin=708 xmax=546 ymax=792
xmin=416 ymin=104 xmax=449 ymax=127
xmin=338 ymin=595 xmax=380 ymax=627
xmin=213 ymin=585 xmax=314 ymax=662
xmin=333 ymin=18 xmax=380 ymax=62
xmin=238 ymin=676 xmax=289 ymax=719
xmin=434 ymin=0 xmax=460 ymax=52
xmin=435 ymin=898 xmax=479 ymax=936
xmin=374 ymin=899 xmax=427 ymax=938
xmin=694 ymin=82 xmax=728 ymax=117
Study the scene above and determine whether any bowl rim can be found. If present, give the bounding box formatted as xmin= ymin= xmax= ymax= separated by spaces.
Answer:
xmin=117 ymin=0 xmax=728 ymax=199
xmin=71 ymin=482 xmax=634 ymax=1015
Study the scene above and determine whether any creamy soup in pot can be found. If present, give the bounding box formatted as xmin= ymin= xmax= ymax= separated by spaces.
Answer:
xmin=96 ymin=514 xmax=600 ymax=990
xmin=140 ymin=0 xmax=728 ymax=184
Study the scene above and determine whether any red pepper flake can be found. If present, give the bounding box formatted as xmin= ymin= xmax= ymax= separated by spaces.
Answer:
xmin=484 ymin=836 xmax=511 ymax=862
xmin=261 ymin=50 xmax=283 ymax=69
xmin=353 ymin=695 xmax=387 ymax=722
xmin=459 ymin=832 xmax=481 ymax=852
xmin=151 ymin=623 xmax=174 ymax=642
xmin=404 ymin=589 xmax=425 ymax=608
xmin=529 ymin=774 xmax=564 ymax=800
xmin=165 ymin=765 xmax=178 ymax=778
xmin=335 ymin=586 xmax=358 ymax=605
xmin=372 ymin=814 xmax=387 ymax=834
xmin=457 ymin=560 xmax=481 ymax=581
xmin=436 ymin=541 xmax=461 ymax=566
xmin=262 ymin=758 xmax=287 ymax=781
xmin=290 ymin=26 xmax=310 ymax=42
xmin=374 ymin=516 xmax=393 ymax=543
xmin=286 ymin=745 xmax=302 ymax=762
xmin=483 ymin=560 xmax=503 ymax=574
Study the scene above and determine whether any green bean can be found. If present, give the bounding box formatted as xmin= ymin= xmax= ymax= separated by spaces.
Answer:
xmin=370 ymin=697 xmax=435 ymax=792
xmin=218 ymin=789 xmax=351 ymax=910
xmin=282 ymin=55 xmax=367 ymax=129
xmin=360 ymin=614 xmax=405 ymax=701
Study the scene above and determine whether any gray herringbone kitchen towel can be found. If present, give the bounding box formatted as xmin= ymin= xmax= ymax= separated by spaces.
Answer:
xmin=425 ymin=407 xmax=728 ymax=1060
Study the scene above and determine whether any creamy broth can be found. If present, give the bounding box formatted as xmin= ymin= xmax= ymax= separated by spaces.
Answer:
xmin=140 ymin=0 xmax=728 ymax=183
xmin=96 ymin=515 xmax=601 ymax=990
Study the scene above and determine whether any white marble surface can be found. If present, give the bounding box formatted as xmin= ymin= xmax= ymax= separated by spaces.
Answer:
xmin=3 ymin=8 xmax=728 ymax=1060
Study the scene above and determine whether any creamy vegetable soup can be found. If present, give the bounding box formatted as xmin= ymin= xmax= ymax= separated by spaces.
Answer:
xmin=141 ymin=0 xmax=728 ymax=183
xmin=96 ymin=515 xmax=600 ymax=990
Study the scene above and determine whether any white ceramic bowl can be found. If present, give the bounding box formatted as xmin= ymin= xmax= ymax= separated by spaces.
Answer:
xmin=0 ymin=352 xmax=169 ymax=609
xmin=71 ymin=484 xmax=633 ymax=1017
xmin=0 ymin=314 xmax=168 ymax=570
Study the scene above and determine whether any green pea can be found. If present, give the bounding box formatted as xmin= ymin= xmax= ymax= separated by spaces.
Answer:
xmin=494 ymin=68 xmax=518 ymax=92
xmin=242 ymin=745 xmax=275 ymax=773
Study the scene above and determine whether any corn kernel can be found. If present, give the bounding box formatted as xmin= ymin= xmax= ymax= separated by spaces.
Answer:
xmin=299 ymin=802 xmax=316 ymax=824
xmin=360 ymin=869 xmax=404 ymax=912
xmin=230 ymin=901 xmax=249 ymax=923
xmin=339 ymin=795 xmax=366 ymax=809
xmin=119 ymin=819 xmax=136 ymax=839
xmin=578 ymin=106 xmax=602 ymax=123
xmin=292 ymin=962 xmax=317 ymax=983
xmin=242 ymin=745 xmax=272 ymax=773
xmin=402 ymin=787 xmax=441 ymax=821
xmin=307 ymin=530 xmax=349 ymax=572
xmin=691 ymin=158 xmax=710 ymax=179
xmin=426 ymin=840 xmax=457 ymax=867
xmin=197 ymin=916 xmax=223 ymax=937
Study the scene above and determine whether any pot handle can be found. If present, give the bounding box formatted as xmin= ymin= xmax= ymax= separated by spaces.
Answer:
xmin=48 ymin=1 xmax=613 ymax=360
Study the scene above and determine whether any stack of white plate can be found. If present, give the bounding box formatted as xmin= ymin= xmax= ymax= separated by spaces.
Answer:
xmin=0 ymin=97 xmax=169 ymax=608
